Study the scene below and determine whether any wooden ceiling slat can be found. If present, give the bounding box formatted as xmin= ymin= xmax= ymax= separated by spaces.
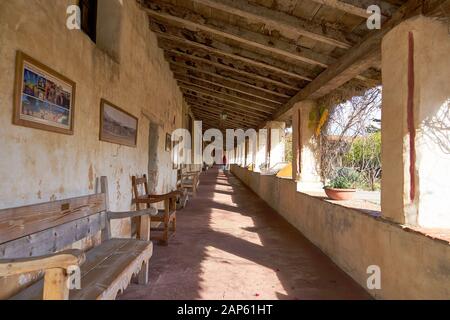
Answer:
xmin=179 ymin=85 xmax=276 ymax=113
xmin=273 ymin=0 xmax=431 ymax=119
xmin=144 ymin=4 xmax=334 ymax=67
xmin=185 ymin=99 xmax=267 ymax=121
xmin=169 ymin=62 xmax=292 ymax=98
xmin=156 ymin=33 xmax=315 ymax=81
xmin=184 ymin=95 xmax=270 ymax=119
xmin=174 ymin=73 xmax=286 ymax=105
xmin=177 ymin=80 xmax=281 ymax=109
xmin=189 ymin=0 xmax=360 ymax=48
xmin=165 ymin=50 xmax=300 ymax=90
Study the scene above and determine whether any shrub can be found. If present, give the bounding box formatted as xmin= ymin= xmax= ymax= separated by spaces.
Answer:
xmin=326 ymin=167 xmax=360 ymax=189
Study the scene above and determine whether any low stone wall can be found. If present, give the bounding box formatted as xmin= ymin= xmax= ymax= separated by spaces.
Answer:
xmin=231 ymin=165 xmax=450 ymax=299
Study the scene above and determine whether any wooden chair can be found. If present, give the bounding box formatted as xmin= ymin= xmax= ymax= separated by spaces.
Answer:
xmin=132 ymin=175 xmax=177 ymax=245
xmin=179 ymin=168 xmax=201 ymax=196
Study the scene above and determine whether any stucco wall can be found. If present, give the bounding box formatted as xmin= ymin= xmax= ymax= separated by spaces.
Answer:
xmin=0 ymin=0 xmax=183 ymax=217
xmin=231 ymin=165 xmax=450 ymax=299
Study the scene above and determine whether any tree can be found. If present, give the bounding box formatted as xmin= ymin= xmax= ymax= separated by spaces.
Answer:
xmin=343 ymin=132 xmax=382 ymax=190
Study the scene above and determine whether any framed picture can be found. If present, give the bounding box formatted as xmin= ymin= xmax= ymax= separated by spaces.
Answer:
xmin=13 ymin=51 xmax=76 ymax=135
xmin=165 ymin=133 xmax=172 ymax=152
xmin=99 ymin=99 xmax=138 ymax=147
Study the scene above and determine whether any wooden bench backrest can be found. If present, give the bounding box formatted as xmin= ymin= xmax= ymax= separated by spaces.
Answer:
xmin=0 ymin=180 xmax=108 ymax=259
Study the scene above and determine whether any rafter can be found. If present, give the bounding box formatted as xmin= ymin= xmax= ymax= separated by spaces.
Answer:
xmin=189 ymin=0 xmax=360 ymax=49
xmin=186 ymin=99 xmax=266 ymax=122
xmin=144 ymin=3 xmax=334 ymax=67
xmin=190 ymin=107 xmax=258 ymax=127
xmin=184 ymin=95 xmax=269 ymax=119
xmin=311 ymin=0 xmax=395 ymax=18
xmin=169 ymin=62 xmax=292 ymax=98
xmin=165 ymin=50 xmax=300 ymax=90
xmin=177 ymin=79 xmax=281 ymax=109
xmin=272 ymin=0 xmax=435 ymax=120
xmin=174 ymin=73 xmax=286 ymax=105
xmin=182 ymin=91 xmax=273 ymax=115
xmin=156 ymin=33 xmax=314 ymax=81
xmin=180 ymin=86 xmax=275 ymax=114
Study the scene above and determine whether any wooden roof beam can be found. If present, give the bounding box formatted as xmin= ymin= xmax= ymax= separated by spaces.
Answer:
xmin=189 ymin=0 xmax=360 ymax=49
xmin=179 ymin=85 xmax=276 ymax=113
xmin=169 ymin=62 xmax=292 ymax=98
xmin=272 ymin=0 xmax=441 ymax=120
xmin=184 ymin=95 xmax=269 ymax=119
xmin=156 ymin=33 xmax=314 ymax=81
xmin=177 ymin=79 xmax=281 ymax=109
xmin=181 ymin=91 xmax=273 ymax=115
xmin=144 ymin=3 xmax=334 ymax=67
xmin=164 ymin=50 xmax=300 ymax=90
xmin=310 ymin=0 xmax=396 ymax=18
xmin=186 ymin=99 xmax=266 ymax=122
xmin=173 ymin=73 xmax=287 ymax=105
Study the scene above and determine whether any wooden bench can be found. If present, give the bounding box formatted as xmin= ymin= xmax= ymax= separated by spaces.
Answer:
xmin=132 ymin=175 xmax=177 ymax=245
xmin=0 ymin=177 xmax=155 ymax=300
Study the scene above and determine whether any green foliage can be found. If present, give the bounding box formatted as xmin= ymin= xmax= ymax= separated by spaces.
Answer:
xmin=327 ymin=167 xmax=361 ymax=189
xmin=343 ymin=132 xmax=381 ymax=190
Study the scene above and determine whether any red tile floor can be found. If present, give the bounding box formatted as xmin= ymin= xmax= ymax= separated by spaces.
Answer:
xmin=120 ymin=167 xmax=371 ymax=300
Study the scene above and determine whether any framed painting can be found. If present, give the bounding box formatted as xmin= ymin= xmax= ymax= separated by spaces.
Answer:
xmin=165 ymin=133 xmax=172 ymax=152
xmin=13 ymin=51 xmax=76 ymax=135
xmin=99 ymin=99 xmax=138 ymax=148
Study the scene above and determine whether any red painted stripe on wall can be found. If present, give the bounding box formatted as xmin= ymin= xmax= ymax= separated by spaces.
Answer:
xmin=407 ymin=32 xmax=416 ymax=202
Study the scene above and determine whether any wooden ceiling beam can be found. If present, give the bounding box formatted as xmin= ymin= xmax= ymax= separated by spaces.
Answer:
xmin=190 ymin=108 xmax=257 ymax=127
xmin=184 ymin=95 xmax=269 ymax=119
xmin=189 ymin=0 xmax=360 ymax=49
xmin=144 ymin=3 xmax=334 ymax=67
xmin=179 ymin=86 xmax=275 ymax=113
xmin=169 ymin=62 xmax=292 ymax=98
xmin=165 ymin=50 xmax=300 ymax=91
xmin=186 ymin=99 xmax=266 ymax=122
xmin=156 ymin=33 xmax=314 ymax=81
xmin=174 ymin=73 xmax=287 ymax=105
xmin=272 ymin=0 xmax=434 ymax=120
xmin=310 ymin=0 xmax=396 ymax=18
xmin=192 ymin=112 xmax=247 ymax=128
xmin=182 ymin=91 xmax=273 ymax=116
xmin=177 ymin=79 xmax=281 ymax=109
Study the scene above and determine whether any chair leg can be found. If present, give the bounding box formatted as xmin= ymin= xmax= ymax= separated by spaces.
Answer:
xmin=162 ymin=222 xmax=169 ymax=246
xmin=171 ymin=216 xmax=177 ymax=232
xmin=137 ymin=260 xmax=149 ymax=285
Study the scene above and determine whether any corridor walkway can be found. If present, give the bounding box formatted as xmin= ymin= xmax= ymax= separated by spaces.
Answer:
xmin=121 ymin=167 xmax=371 ymax=300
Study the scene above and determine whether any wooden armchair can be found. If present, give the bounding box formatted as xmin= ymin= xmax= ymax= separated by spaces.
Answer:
xmin=132 ymin=175 xmax=177 ymax=245
xmin=179 ymin=169 xmax=201 ymax=196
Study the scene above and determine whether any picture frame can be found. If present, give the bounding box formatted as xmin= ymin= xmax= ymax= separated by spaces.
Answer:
xmin=165 ymin=133 xmax=172 ymax=152
xmin=13 ymin=51 xmax=76 ymax=135
xmin=99 ymin=99 xmax=138 ymax=148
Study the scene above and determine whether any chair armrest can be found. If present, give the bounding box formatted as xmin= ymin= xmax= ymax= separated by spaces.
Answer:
xmin=148 ymin=191 xmax=178 ymax=201
xmin=182 ymin=172 xmax=199 ymax=178
xmin=0 ymin=249 xmax=85 ymax=277
xmin=107 ymin=208 xmax=158 ymax=220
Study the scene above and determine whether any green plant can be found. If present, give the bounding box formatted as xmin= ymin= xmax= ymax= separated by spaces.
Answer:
xmin=326 ymin=167 xmax=360 ymax=189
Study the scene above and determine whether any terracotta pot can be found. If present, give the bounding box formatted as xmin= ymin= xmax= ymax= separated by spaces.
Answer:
xmin=324 ymin=187 xmax=356 ymax=201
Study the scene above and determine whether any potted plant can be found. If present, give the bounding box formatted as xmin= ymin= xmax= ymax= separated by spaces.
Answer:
xmin=324 ymin=167 xmax=360 ymax=201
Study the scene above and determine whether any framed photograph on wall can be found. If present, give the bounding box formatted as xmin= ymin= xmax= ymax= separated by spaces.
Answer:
xmin=100 ymin=99 xmax=138 ymax=148
xmin=13 ymin=51 xmax=76 ymax=135
xmin=165 ymin=133 xmax=172 ymax=152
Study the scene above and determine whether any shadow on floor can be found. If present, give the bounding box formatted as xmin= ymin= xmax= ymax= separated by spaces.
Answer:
xmin=120 ymin=166 xmax=371 ymax=300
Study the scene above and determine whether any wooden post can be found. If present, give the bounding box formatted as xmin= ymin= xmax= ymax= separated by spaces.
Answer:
xmin=99 ymin=176 xmax=111 ymax=240
xmin=43 ymin=268 xmax=69 ymax=300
